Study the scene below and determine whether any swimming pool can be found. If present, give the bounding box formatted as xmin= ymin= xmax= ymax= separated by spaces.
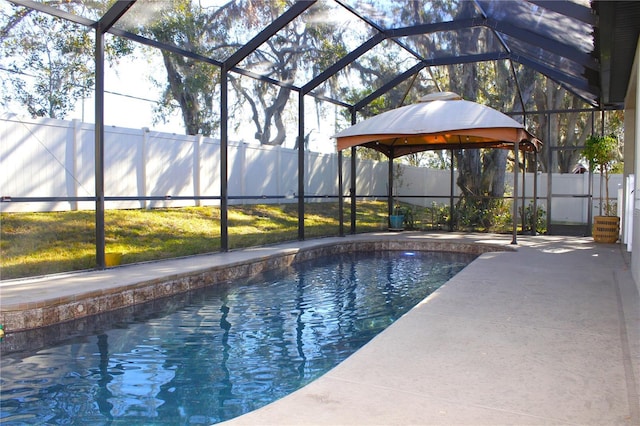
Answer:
xmin=0 ymin=250 xmax=475 ymax=425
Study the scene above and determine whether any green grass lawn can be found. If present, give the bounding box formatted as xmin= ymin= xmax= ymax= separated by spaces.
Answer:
xmin=0 ymin=201 xmax=388 ymax=280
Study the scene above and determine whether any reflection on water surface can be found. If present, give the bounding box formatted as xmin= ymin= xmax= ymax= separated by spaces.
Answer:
xmin=0 ymin=250 xmax=474 ymax=425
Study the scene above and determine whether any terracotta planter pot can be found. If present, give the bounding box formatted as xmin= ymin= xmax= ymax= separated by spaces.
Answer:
xmin=592 ymin=216 xmax=620 ymax=243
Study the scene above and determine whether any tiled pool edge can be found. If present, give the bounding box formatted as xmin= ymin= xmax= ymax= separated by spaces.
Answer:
xmin=0 ymin=238 xmax=514 ymax=333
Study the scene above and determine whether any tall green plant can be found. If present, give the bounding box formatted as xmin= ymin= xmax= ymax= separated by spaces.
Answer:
xmin=583 ymin=134 xmax=619 ymax=215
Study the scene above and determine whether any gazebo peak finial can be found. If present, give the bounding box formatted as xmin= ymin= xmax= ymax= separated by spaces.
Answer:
xmin=419 ymin=92 xmax=462 ymax=102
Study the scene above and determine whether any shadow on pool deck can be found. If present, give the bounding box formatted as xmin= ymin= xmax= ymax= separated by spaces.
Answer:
xmin=1 ymin=232 xmax=638 ymax=424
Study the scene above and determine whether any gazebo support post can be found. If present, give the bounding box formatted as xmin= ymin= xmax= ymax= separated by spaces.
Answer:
xmin=297 ymin=90 xmax=305 ymax=241
xmin=532 ymin=149 xmax=538 ymax=236
xmin=338 ymin=149 xmax=344 ymax=237
xmin=350 ymin=147 xmax=356 ymax=234
xmin=546 ymin=113 xmax=553 ymax=234
xmin=388 ymin=150 xmax=394 ymax=222
xmin=522 ymin=150 xmax=526 ymax=232
xmin=350 ymin=109 xmax=357 ymax=235
xmin=512 ymin=141 xmax=519 ymax=244
xmin=450 ymin=149 xmax=455 ymax=231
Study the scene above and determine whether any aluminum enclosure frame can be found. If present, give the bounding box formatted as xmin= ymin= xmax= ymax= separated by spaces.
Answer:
xmin=4 ymin=0 xmax=636 ymax=268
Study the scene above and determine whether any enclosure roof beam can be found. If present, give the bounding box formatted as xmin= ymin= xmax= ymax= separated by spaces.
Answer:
xmin=309 ymin=93 xmax=352 ymax=109
xmin=108 ymin=28 xmax=224 ymax=68
xmin=505 ymin=106 xmax=619 ymax=115
xmin=528 ymin=0 xmax=597 ymax=25
xmin=97 ymin=1 xmax=136 ymax=33
xmin=353 ymin=52 xmax=507 ymax=112
xmin=513 ymin=54 xmax=598 ymax=106
xmin=227 ymin=68 xmax=351 ymax=109
xmin=513 ymin=53 xmax=592 ymax=92
xmin=107 ymin=27 xmax=352 ymax=110
xmin=108 ymin=28 xmax=300 ymax=89
xmin=301 ymin=32 xmax=386 ymax=95
xmin=472 ymin=1 xmax=527 ymax=116
xmin=390 ymin=16 xmax=597 ymax=72
xmin=9 ymin=0 xmax=96 ymax=27
xmin=335 ymin=0 xmax=428 ymax=66
xmin=8 ymin=0 xmax=224 ymax=70
xmin=425 ymin=52 xmax=510 ymax=67
xmin=486 ymin=18 xmax=599 ymax=71
xmin=388 ymin=18 xmax=483 ymax=38
xmin=224 ymin=1 xmax=316 ymax=69
xmin=354 ymin=62 xmax=427 ymax=111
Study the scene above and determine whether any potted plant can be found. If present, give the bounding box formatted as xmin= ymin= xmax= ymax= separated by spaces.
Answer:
xmin=583 ymin=134 xmax=620 ymax=243
xmin=389 ymin=204 xmax=405 ymax=231
xmin=389 ymin=161 xmax=406 ymax=231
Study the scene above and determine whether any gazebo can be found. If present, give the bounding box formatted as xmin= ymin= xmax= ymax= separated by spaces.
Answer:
xmin=333 ymin=91 xmax=542 ymax=243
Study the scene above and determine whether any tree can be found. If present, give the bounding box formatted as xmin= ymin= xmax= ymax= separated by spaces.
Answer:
xmin=583 ymin=134 xmax=619 ymax=215
xmin=229 ymin=2 xmax=348 ymax=146
xmin=532 ymin=80 xmax=592 ymax=173
xmin=0 ymin=2 xmax=131 ymax=119
xmin=141 ymin=0 xmax=348 ymax=143
xmin=139 ymin=0 xmax=227 ymax=136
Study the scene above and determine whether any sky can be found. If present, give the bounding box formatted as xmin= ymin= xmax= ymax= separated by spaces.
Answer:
xmin=69 ymin=54 xmax=184 ymax=134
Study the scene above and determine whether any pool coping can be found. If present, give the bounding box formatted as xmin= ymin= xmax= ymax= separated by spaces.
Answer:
xmin=0 ymin=233 xmax=514 ymax=333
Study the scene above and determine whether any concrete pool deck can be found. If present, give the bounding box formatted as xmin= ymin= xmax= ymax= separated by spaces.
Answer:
xmin=1 ymin=232 xmax=639 ymax=424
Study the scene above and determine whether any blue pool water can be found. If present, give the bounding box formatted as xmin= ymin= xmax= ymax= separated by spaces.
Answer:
xmin=0 ymin=250 xmax=475 ymax=425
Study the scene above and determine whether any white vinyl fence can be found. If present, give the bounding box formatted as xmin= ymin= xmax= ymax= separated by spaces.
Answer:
xmin=1 ymin=115 xmax=386 ymax=212
xmin=0 ymin=114 xmax=622 ymax=225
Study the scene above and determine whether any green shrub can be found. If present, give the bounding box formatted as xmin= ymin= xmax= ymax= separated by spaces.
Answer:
xmin=519 ymin=202 xmax=547 ymax=234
